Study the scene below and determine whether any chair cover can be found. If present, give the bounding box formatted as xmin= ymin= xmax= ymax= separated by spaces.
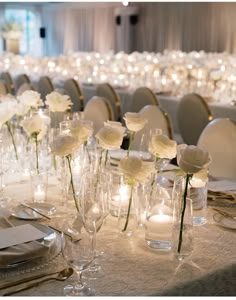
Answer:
xmin=197 ymin=118 xmax=236 ymax=180
xmin=0 ymin=80 xmax=8 ymax=96
xmin=15 ymin=74 xmax=30 ymax=93
xmin=64 ymin=79 xmax=84 ymax=112
xmin=131 ymin=87 xmax=159 ymax=113
xmin=131 ymin=105 xmax=174 ymax=151
xmin=84 ymin=96 xmax=114 ymax=134
xmin=96 ymin=83 xmax=121 ymax=121
xmin=16 ymin=83 xmax=35 ymax=96
xmin=0 ymin=72 xmax=14 ymax=94
xmin=37 ymin=76 xmax=54 ymax=101
xmin=177 ymin=93 xmax=213 ymax=145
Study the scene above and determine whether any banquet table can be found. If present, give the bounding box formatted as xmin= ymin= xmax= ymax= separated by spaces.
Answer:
xmin=81 ymin=84 xmax=236 ymax=136
xmin=0 ymin=172 xmax=236 ymax=296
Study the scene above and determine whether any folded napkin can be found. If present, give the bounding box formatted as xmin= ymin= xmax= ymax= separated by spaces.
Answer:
xmin=0 ymin=217 xmax=49 ymax=268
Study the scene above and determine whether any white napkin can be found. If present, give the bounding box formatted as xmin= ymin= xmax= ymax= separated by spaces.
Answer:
xmin=0 ymin=217 xmax=49 ymax=268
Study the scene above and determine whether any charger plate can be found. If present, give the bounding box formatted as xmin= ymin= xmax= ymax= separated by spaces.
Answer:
xmin=11 ymin=203 xmax=56 ymax=220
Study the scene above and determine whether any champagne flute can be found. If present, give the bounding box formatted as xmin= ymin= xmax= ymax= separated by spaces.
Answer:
xmin=61 ymin=230 xmax=95 ymax=296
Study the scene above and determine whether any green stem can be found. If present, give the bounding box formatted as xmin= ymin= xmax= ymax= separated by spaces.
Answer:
xmin=177 ymin=174 xmax=191 ymax=253
xmin=84 ymin=142 xmax=91 ymax=164
xmin=150 ymin=156 xmax=159 ymax=196
xmin=104 ymin=149 xmax=108 ymax=167
xmin=6 ymin=122 xmax=18 ymax=160
xmin=35 ymin=134 xmax=39 ymax=174
xmin=127 ymin=131 xmax=135 ymax=157
xmin=122 ymin=184 xmax=134 ymax=232
xmin=66 ymin=154 xmax=80 ymax=213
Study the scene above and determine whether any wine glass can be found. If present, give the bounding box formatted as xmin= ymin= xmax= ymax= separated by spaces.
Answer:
xmin=78 ymin=170 xmax=109 ymax=278
xmin=61 ymin=230 xmax=95 ymax=296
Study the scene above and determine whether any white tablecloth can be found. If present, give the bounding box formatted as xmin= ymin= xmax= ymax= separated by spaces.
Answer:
xmin=0 ymin=175 xmax=235 ymax=296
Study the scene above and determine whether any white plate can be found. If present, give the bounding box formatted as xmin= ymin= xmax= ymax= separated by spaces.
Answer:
xmin=11 ymin=203 xmax=56 ymax=220
xmin=213 ymin=213 xmax=236 ymax=230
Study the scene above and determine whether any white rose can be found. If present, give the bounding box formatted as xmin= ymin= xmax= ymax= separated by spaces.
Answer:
xmin=45 ymin=91 xmax=72 ymax=112
xmin=17 ymin=90 xmax=43 ymax=108
xmin=104 ymin=120 xmax=126 ymax=136
xmin=15 ymin=103 xmax=30 ymax=116
xmin=21 ymin=115 xmax=47 ymax=140
xmin=178 ymin=145 xmax=212 ymax=174
xmin=0 ymin=101 xmax=17 ymax=128
xmin=71 ymin=120 xmax=93 ymax=144
xmin=123 ymin=112 xmax=147 ymax=132
xmin=0 ymin=94 xmax=16 ymax=103
xmin=148 ymin=133 xmax=177 ymax=159
xmin=95 ymin=126 xmax=124 ymax=150
xmin=50 ymin=135 xmax=80 ymax=156
xmin=119 ymin=156 xmax=155 ymax=184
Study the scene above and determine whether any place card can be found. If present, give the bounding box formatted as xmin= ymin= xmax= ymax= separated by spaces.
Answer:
xmin=0 ymin=224 xmax=47 ymax=250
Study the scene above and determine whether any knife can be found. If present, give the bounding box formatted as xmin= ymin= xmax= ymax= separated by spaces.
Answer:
xmin=21 ymin=203 xmax=51 ymax=220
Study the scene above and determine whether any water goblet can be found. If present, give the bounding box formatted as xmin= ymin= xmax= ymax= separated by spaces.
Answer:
xmin=61 ymin=231 xmax=95 ymax=296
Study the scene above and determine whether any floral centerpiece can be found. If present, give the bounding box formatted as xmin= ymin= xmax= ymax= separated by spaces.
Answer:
xmin=1 ymin=21 xmax=23 ymax=40
xmin=21 ymin=116 xmax=47 ymax=173
xmin=45 ymin=91 xmax=72 ymax=112
xmin=17 ymin=90 xmax=43 ymax=113
xmin=50 ymin=135 xmax=81 ymax=212
xmin=123 ymin=112 xmax=147 ymax=156
xmin=176 ymin=145 xmax=211 ymax=254
xmin=119 ymin=156 xmax=155 ymax=233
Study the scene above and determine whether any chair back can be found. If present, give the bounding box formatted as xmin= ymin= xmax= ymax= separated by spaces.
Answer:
xmin=0 ymin=72 xmax=14 ymax=94
xmin=37 ymin=76 xmax=54 ymax=101
xmin=15 ymin=74 xmax=30 ymax=93
xmin=16 ymin=82 xmax=35 ymax=96
xmin=131 ymin=105 xmax=174 ymax=151
xmin=84 ymin=96 xmax=114 ymax=134
xmin=178 ymin=93 xmax=213 ymax=145
xmin=96 ymin=83 xmax=121 ymax=121
xmin=64 ymin=78 xmax=84 ymax=112
xmin=131 ymin=87 xmax=159 ymax=112
xmin=0 ymin=80 xmax=8 ymax=96
xmin=197 ymin=118 xmax=236 ymax=180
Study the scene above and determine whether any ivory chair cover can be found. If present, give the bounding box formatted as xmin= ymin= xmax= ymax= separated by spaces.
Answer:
xmin=131 ymin=87 xmax=159 ymax=112
xmin=37 ymin=76 xmax=54 ymax=101
xmin=96 ymin=83 xmax=121 ymax=121
xmin=14 ymin=74 xmax=30 ymax=93
xmin=197 ymin=118 xmax=236 ymax=180
xmin=178 ymin=93 xmax=213 ymax=145
xmin=16 ymin=83 xmax=35 ymax=96
xmin=130 ymin=105 xmax=174 ymax=151
xmin=0 ymin=72 xmax=15 ymax=94
xmin=64 ymin=78 xmax=84 ymax=112
xmin=0 ymin=80 xmax=8 ymax=96
xmin=84 ymin=96 xmax=114 ymax=134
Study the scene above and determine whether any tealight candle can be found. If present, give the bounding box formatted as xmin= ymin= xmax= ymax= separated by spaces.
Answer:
xmin=34 ymin=185 xmax=46 ymax=202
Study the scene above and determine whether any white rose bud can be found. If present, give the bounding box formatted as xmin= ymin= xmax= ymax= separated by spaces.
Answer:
xmin=45 ymin=91 xmax=72 ymax=112
xmin=50 ymin=135 xmax=80 ymax=156
xmin=123 ymin=112 xmax=147 ymax=132
xmin=149 ymin=133 xmax=177 ymax=159
xmin=71 ymin=120 xmax=93 ymax=144
xmin=119 ymin=156 xmax=155 ymax=184
xmin=178 ymin=145 xmax=212 ymax=175
xmin=17 ymin=90 xmax=43 ymax=108
xmin=21 ymin=115 xmax=47 ymax=140
xmin=95 ymin=126 xmax=124 ymax=150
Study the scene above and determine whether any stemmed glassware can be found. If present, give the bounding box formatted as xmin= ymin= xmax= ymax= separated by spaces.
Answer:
xmin=61 ymin=231 xmax=95 ymax=296
xmin=78 ymin=170 xmax=110 ymax=279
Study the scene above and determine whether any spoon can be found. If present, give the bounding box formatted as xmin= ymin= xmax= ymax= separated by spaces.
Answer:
xmin=3 ymin=267 xmax=73 ymax=296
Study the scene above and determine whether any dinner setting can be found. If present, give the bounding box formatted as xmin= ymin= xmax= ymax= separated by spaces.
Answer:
xmin=0 ymin=1 xmax=236 ymax=297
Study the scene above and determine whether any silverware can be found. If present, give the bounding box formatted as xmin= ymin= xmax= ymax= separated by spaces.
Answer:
xmin=2 ymin=267 xmax=73 ymax=296
xmin=21 ymin=203 xmax=51 ymax=220
xmin=0 ymin=267 xmax=71 ymax=290
xmin=213 ymin=208 xmax=236 ymax=220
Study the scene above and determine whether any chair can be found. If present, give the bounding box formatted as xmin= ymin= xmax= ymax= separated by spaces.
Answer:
xmin=64 ymin=78 xmax=84 ymax=112
xmin=84 ymin=96 xmax=115 ymax=134
xmin=96 ymin=83 xmax=121 ymax=121
xmin=15 ymin=74 xmax=30 ymax=93
xmin=16 ymin=82 xmax=35 ymax=96
xmin=177 ymin=93 xmax=213 ymax=145
xmin=0 ymin=80 xmax=8 ymax=96
xmin=0 ymin=72 xmax=15 ymax=94
xmin=130 ymin=105 xmax=174 ymax=151
xmin=197 ymin=118 xmax=236 ymax=180
xmin=37 ymin=76 xmax=54 ymax=101
xmin=131 ymin=87 xmax=159 ymax=113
